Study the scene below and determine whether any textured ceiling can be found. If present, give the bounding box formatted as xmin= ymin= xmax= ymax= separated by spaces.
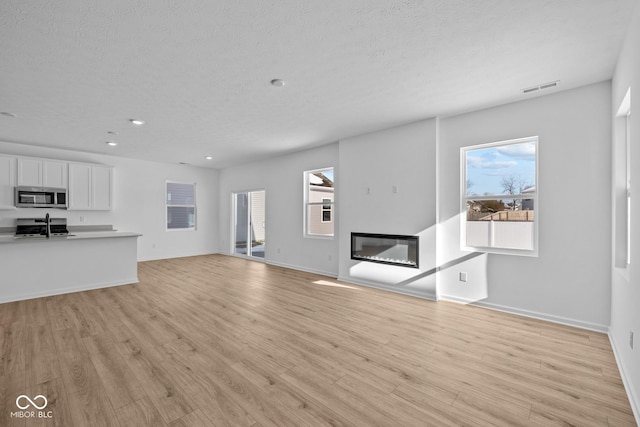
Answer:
xmin=0 ymin=0 xmax=636 ymax=168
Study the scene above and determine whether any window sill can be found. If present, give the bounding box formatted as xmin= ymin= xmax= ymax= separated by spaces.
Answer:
xmin=614 ymin=265 xmax=630 ymax=283
xmin=304 ymin=234 xmax=335 ymax=240
xmin=461 ymin=245 xmax=538 ymax=258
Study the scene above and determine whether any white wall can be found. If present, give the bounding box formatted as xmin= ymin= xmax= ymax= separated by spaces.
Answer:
xmin=610 ymin=0 xmax=640 ymax=419
xmin=438 ymin=82 xmax=613 ymax=331
xmin=466 ymin=221 xmax=535 ymax=251
xmin=338 ymin=119 xmax=438 ymax=299
xmin=218 ymin=143 xmax=339 ymax=276
xmin=0 ymin=141 xmax=218 ymax=261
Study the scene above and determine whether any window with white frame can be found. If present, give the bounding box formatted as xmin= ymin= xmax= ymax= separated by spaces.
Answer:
xmin=321 ymin=198 xmax=332 ymax=223
xmin=616 ymin=88 xmax=631 ymax=269
xmin=626 ymin=109 xmax=631 ymax=267
xmin=166 ymin=182 xmax=196 ymax=230
xmin=461 ymin=137 xmax=538 ymax=255
xmin=304 ymin=168 xmax=334 ymax=237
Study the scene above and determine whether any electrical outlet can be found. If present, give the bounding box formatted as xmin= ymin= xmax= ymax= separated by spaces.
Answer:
xmin=277 ymin=248 xmax=281 ymax=254
xmin=630 ymin=331 xmax=634 ymax=349
xmin=328 ymin=254 xmax=332 ymax=261
xmin=459 ymin=272 xmax=468 ymax=282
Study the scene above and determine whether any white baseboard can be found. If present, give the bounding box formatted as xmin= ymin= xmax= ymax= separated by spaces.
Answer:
xmin=260 ymin=259 xmax=438 ymax=301
xmin=0 ymin=277 xmax=139 ymax=304
xmin=138 ymin=250 xmax=220 ymax=262
xmin=608 ymin=331 xmax=640 ymax=424
xmin=439 ymin=294 xmax=608 ymax=333
xmin=338 ymin=275 xmax=437 ymax=301
xmin=266 ymin=259 xmax=337 ymax=278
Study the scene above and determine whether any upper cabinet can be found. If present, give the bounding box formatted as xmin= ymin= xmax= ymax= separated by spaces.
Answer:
xmin=1 ymin=154 xmax=112 ymax=211
xmin=68 ymin=163 xmax=91 ymax=210
xmin=0 ymin=155 xmax=16 ymax=209
xmin=91 ymin=165 xmax=112 ymax=210
xmin=68 ymin=163 xmax=112 ymax=211
xmin=44 ymin=160 xmax=68 ymax=188
xmin=17 ymin=157 xmax=68 ymax=188
xmin=16 ymin=158 xmax=40 ymax=186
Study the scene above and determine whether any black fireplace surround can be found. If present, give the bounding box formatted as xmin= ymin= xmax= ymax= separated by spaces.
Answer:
xmin=351 ymin=232 xmax=419 ymax=268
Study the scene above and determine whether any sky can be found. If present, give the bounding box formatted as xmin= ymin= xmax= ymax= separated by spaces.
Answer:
xmin=324 ymin=168 xmax=334 ymax=182
xmin=309 ymin=168 xmax=334 ymax=186
xmin=465 ymin=140 xmax=536 ymax=196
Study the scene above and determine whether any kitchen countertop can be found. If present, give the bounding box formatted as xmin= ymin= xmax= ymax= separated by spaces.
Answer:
xmin=0 ymin=228 xmax=140 ymax=303
xmin=0 ymin=230 xmax=142 ymax=244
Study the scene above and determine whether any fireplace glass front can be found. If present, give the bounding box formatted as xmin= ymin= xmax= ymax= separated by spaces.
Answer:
xmin=351 ymin=233 xmax=418 ymax=268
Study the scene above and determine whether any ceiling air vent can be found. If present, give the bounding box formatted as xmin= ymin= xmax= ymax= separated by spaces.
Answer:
xmin=522 ymin=80 xmax=559 ymax=94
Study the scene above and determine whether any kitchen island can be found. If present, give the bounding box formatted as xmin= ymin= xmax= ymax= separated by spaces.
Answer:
xmin=0 ymin=231 xmax=141 ymax=303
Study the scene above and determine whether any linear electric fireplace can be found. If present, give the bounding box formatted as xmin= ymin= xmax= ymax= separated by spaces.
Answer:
xmin=351 ymin=232 xmax=419 ymax=268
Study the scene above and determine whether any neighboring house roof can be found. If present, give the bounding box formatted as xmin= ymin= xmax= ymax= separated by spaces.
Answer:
xmin=310 ymin=172 xmax=334 ymax=188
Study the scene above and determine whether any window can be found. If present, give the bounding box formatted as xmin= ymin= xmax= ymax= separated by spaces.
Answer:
xmin=616 ymin=88 xmax=631 ymax=269
xmin=304 ymin=167 xmax=334 ymax=237
xmin=166 ymin=182 xmax=196 ymax=230
xmin=626 ymin=108 xmax=632 ymax=267
xmin=461 ymin=137 xmax=538 ymax=256
xmin=321 ymin=198 xmax=332 ymax=223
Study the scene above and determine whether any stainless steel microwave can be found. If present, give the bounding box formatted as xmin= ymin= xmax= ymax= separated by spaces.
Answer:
xmin=15 ymin=186 xmax=68 ymax=209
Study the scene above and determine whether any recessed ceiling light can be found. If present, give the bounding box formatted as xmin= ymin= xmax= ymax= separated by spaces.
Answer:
xmin=270 ymin=79 xmax=285 ymax=87
xmin=205 ymin=156 xmax=213 ymax=160
xmin=129 ymin=119 xmax=145 ymax=125
xmin=106 ymin=141 xmax=118 ymax=146
xmin=1 ymin=112 xmax=17 ymax=117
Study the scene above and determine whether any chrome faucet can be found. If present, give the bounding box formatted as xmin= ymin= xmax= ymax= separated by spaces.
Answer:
xmin=45 ymin=213 xmax=50 ymax=238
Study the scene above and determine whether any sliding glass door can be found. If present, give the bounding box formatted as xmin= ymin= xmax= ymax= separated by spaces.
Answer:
xmin=233 ymin=190 xmax=265 ymax=259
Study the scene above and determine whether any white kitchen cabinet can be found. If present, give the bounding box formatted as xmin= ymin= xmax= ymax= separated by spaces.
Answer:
xmin=43 ymin=160 xmax=68 ymax=188
xmin=68 ymin=163 xmax=92 ymax=210
xmin=0 ymin=155 xmax=16 ymax=209
xmin=17 ymin=157 xmax=41 ymax=186
xmin=92 ymin=165 xmax=112 ymax=210
xmin=17 ymin=157 xmax=67 ymax=188
xmin=68 ymin=162 xmax=113 ymax=211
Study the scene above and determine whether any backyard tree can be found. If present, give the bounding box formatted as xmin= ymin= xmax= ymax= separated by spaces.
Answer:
xmin=501 ymin=175 xmax=531 ymax=210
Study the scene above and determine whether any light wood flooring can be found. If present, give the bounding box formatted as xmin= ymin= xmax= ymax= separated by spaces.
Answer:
xmin=0 ymin=254 xmax=635 ymax=426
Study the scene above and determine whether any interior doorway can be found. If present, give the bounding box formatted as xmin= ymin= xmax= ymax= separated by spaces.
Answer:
xmin=233 ymin=190 xmax=266 ymax=259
